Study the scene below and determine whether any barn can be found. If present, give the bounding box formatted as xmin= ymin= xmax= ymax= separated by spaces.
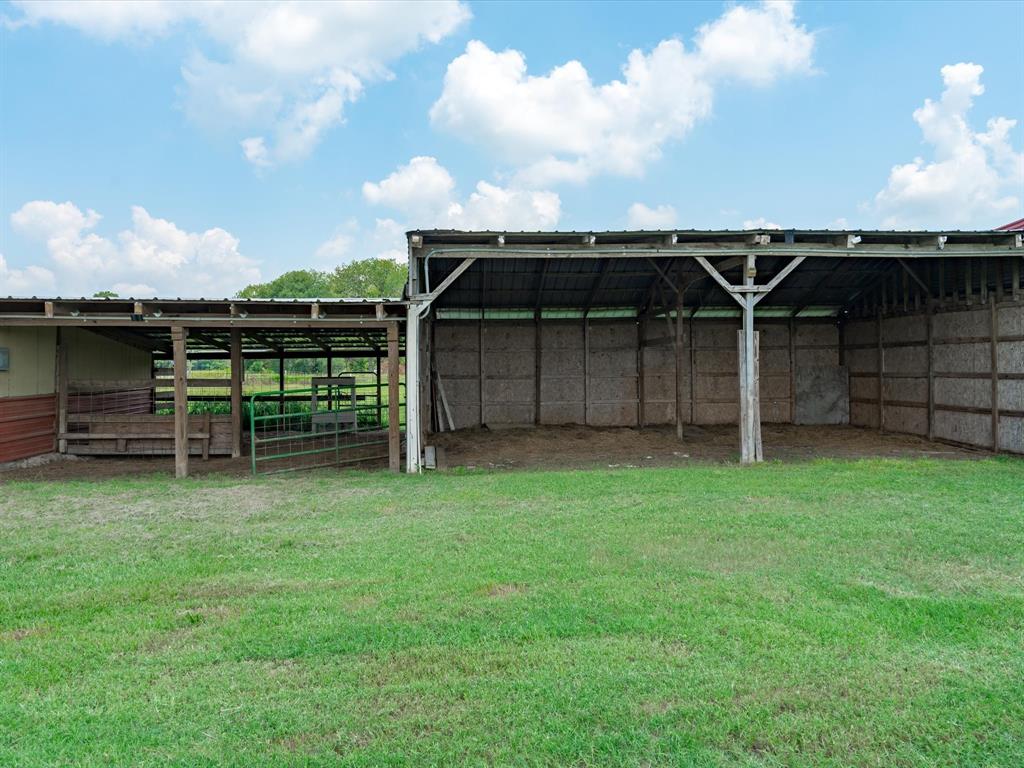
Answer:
xmin=1 ymin=227 xmax=1022 ymax=475
xmin=403 ymin=228 xmax=1024 ymax=470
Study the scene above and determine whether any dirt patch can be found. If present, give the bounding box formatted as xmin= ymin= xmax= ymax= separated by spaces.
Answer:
xmin=431 ymin=424 xmax=982 ymax=471
xmin=485 ymin=583 xmax=526 ymax=598
xmin=1 ymin=626 xmax=48 ymax=642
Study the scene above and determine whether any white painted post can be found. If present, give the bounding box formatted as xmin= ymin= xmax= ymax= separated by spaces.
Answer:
xmin=405 ymin=303 xmax=422 ymax=473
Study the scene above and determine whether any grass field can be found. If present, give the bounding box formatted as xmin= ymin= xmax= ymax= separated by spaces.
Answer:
xmin=2 ymin=459 xmax=1023 ymax=766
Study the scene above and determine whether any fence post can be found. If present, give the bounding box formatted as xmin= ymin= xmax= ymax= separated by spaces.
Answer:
xmin=388 ymin=323 xmax=401 ymax=472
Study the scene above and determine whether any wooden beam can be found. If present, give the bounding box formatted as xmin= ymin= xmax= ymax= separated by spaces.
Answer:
xmin=277 ymin=355 xmax=285 ymax=415
xmin=230 ymin=328 xmax=242 ymax=459
xmin=87 ymin=327 xmax=171 ymax=354
xmin=172 ymin=326 xmax=189 ymax=478
xmin=582 ymin=258 xmax=614 ymax=316
xmin=56 ymin=328 xmax=68 ymax=454
xmin=387 ymin=322 xmax=401 ymax=472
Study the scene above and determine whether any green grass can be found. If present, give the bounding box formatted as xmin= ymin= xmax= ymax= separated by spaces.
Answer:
xmin=2 ymin=459 xmax=1023 ymax=766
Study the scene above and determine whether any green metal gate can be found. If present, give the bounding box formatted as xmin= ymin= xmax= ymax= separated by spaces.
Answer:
xmin=249 ymin=378 xmax=403 ymax=474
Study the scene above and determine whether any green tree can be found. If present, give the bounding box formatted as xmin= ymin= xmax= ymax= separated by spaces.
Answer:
xmin=238 ymin=258 xmax=406 ymax=299
xmin=238 ymin=269 xmax=330 ymax=298
xmin=326 ymin=258 xmax=406 ymax=298
xmin=93 ymin=290 xmax=119 ymax=298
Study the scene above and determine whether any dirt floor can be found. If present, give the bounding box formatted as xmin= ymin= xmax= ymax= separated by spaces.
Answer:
xmin=430 ymin=424 xmax=986 ymax=470
xmin=1 ymin=425 xmax=992 ymax=482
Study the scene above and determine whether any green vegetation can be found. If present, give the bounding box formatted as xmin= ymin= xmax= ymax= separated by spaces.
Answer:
xmin=238 ymin=258 xmax=406 ymax=300
xmin=2 ymin=459 xmax=1023 ymax=766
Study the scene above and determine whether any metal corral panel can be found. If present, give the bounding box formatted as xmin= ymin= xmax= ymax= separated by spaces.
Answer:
xmin=0 ymin=393 xmax=56 ymax=462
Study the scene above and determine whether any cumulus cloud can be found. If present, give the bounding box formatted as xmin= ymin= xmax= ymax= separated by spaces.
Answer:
xmin=873 ymin=63 xmax=1023 ymax=229
xmin=627 ymin=203 xmax=678 ymax=229
xmin=9 ymin=1 xmax=470 ymax=167
xmin=0 ymin=254 xmax=57 ymax=296
xmin=430 ymin=1 xmax=814 ymax=185
xmin=363 ymin=156 xmax=561 ymax=231
xmin=8 ymin=201 xmax=260 ymax=297
xmin=742 ymin=217 xmax=782 ymax=229
xmin=313 ymin=218 xmax=409 ymax=266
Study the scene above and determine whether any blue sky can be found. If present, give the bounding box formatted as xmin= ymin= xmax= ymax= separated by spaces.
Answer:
xmin=1 ymin=0 xmax=1021 ymax=298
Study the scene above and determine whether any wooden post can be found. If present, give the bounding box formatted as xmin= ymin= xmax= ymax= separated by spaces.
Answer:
xmin=374 ymin=353 xmax=382 ymax=427
xmin=56 ymin=328 xmax=68 ymax=454
xmin=738 ymin=293 xmax=762 ymax=463
xmin=172 ymin=326 xmax=189 ymax=479
xmin=387 ymin=322 xmax=401 ymax=472
xmin=277 ymin=355 xmax=285 ymax=415
xmin=877 ymin=307 xmax=885 ymax=432
xmin=990 ymin=295 xmax=999 ymax=452
xmin=230 ymin=328 xmax=242 ymax=458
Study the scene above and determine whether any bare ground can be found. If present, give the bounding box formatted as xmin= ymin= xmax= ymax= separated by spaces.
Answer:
xmin=0 ymin=425 xmax=986 ymax=481
xmin=430 ymin=424 xmax=984 ymax=470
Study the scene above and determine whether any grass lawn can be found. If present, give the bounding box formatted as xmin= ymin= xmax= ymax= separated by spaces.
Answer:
xmin=2 ymin=459 xmax=1023 ymax=766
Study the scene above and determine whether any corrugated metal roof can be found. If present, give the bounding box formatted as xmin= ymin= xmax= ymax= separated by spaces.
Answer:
xmin=997 ymin=218 xmax=1024 ymax=231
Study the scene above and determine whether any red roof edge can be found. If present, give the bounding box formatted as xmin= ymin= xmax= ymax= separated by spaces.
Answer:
xmin=996 ymin=218 xmax=1024 ymax=231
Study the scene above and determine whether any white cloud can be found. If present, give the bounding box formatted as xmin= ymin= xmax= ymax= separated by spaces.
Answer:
xmin=362 ymin=156 xmax=456 ymax=219
xmin=0 ymin=254 xmax=57 ymax=296
xmin=695 ymin=0 xmax=816 ymax=86
xmin=430 ymin=1 xmax=814 ymax=185
xmin=313 ymin=218 xmax=408 ymax=266
xmin=10 ymin=1 xmax=470 ymax=167
xmin=873 ymin=63 xmax=1023 ymax=229
xmin=363 ymin=156 xmax=561 ymax=231
xmin=742 ymin=217 xmax=782 ymax=229
xmin=627 ymin=203 xmax=678 ymax=229
xmin=9 ymin=200 xmax=260 ymax=297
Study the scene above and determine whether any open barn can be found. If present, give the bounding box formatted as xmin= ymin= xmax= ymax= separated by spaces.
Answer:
xmin=2 ymin=227 xmax=1022 ymax=477
xmin=403 ymin=229 xmax=1024 ymax=471
xmin=0 ymin=298 xmax=406 ymax=476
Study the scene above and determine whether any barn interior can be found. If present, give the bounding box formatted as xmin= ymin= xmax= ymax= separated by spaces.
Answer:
xmin=0 ymin=298 xmax=406 ymax=476
xmin=2 ymin=228 xmax=1022 ymax=478
xmin=404 ymin=229 xmax=1024 ymax=471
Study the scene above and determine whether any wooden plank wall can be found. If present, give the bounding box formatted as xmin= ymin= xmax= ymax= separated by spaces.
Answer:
xmin=430 ymin=318 xmax=844 ymax=430
xmin=845 ymin=301 xmax=1023 ymax=454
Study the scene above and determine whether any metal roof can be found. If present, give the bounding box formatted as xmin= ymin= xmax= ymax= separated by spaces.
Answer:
xmin=408 ymin=229 xmax=1023 ymax=316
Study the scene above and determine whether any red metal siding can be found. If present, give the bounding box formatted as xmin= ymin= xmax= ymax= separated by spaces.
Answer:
xmin=0 ymin=394 xmax=57 ymax=462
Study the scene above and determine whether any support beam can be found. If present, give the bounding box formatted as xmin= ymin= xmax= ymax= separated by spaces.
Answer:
xmin=387 ymin=322 xmax=401 ymax=472
xmin=56 ymin=329 xmax=68 ymax=454
xmin=172 ymin=326 xmax=189 ymax=479
xmin=405 ymin=305 xmax=422 ymax=473
xmin=277 ymin=355 xmax=285 ymax=415
xmin=230 ymin=329 xmax=243 ymax=459
xmin=693 ymin=254 xmax=805 ymax=462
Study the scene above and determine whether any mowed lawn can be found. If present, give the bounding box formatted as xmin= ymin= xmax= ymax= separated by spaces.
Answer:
xmin=2 ymin=460 xmax=1023 ymax=767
